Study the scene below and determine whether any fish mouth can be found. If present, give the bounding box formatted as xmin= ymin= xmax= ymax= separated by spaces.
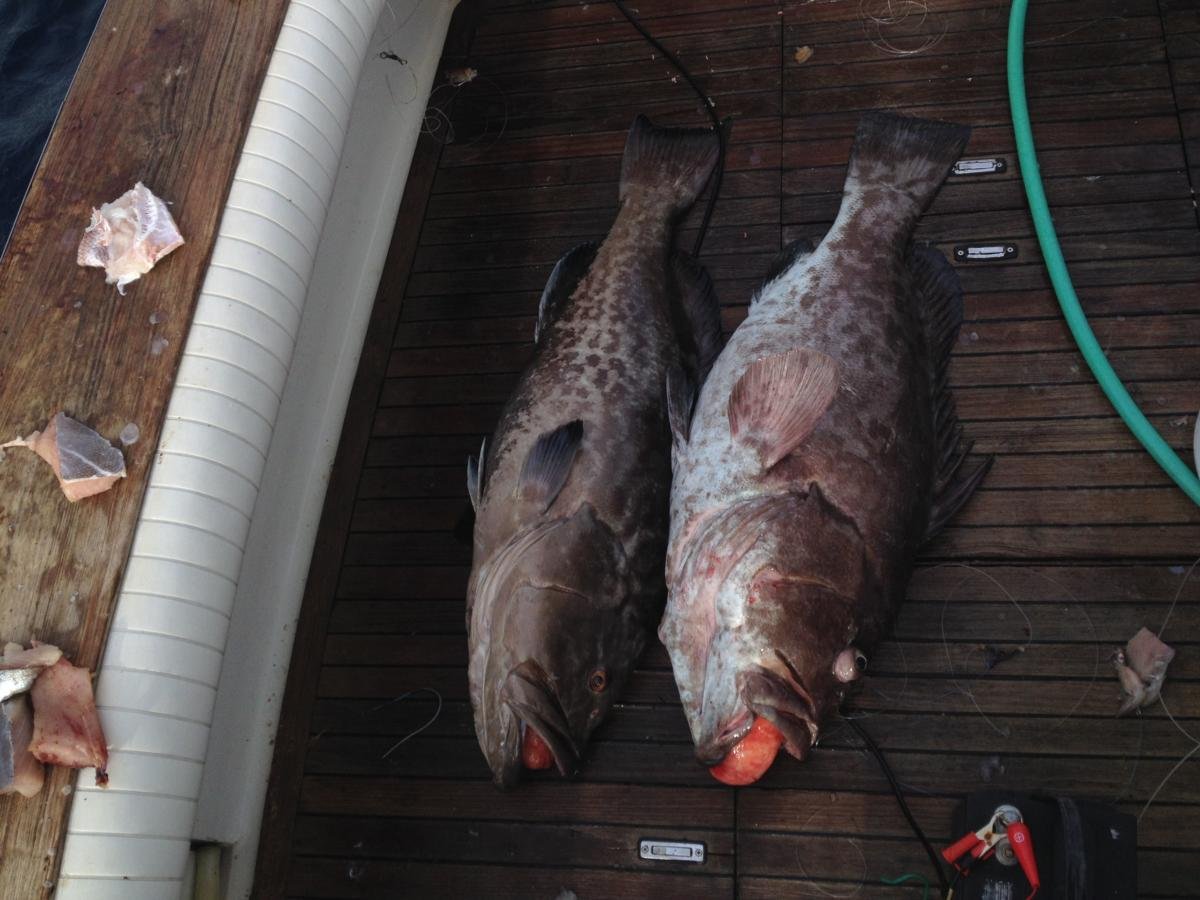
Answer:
xmin=699 ymin=663 xmax=821 ymax=770
xmin=501 ymin=661 xmax=580 ymax=783
xmin=740 ymin=663 xmax=820 ymax=760
xmin=696 ymin=708 xmax=754 ymax=767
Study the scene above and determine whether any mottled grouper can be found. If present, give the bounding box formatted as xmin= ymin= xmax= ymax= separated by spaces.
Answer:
xmin=660 ymin=111 xmax=992 ymax=785
xmin=466 ymin=115 xmax=723 ymax=787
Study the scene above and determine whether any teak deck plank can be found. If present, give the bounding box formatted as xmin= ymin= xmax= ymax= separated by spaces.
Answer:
xmin=0 ymin=0 xmax=289 ymax=893
xmin=255 ymin=0 xmax=1200 ymax=897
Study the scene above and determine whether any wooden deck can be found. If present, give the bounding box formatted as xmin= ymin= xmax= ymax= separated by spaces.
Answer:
xmin=0 ymin=0 xmax=289 ymax=894
xmin=257 ymin=0 xmax=1200 ymax=896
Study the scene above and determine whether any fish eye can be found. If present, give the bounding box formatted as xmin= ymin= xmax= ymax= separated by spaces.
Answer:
xmin=588 ymin=668 xmax=608 ymax=693
xmin=833 ymin=648 xmax=865 ymax=683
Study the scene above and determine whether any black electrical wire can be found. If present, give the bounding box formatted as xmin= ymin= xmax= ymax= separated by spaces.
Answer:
xmin=611 ymin=0 xmax=725 ymax=257
xmin=844 ymin=716 xmax=951 ymax=897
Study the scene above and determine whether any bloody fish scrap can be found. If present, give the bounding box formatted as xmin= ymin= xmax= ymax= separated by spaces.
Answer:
xmin=661 ymin=111 xmax=991 ymax=785
xmin=1 ymin=642 xmax=109 ymax=794
xmin=466 ymin=115 xmax=722 ymax=787
xmin=29 ymin=657 xmax=109 ymax=786
xmin=1114 ymin=627 xmax=1175 ymax=716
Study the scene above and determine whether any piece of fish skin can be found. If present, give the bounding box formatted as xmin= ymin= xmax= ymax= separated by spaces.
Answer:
xmin=2 ymin=412 xmax=126 ymax=501
xmin=467 ymin=115 xmax=721 ymax=788
xmin=77 ymin=182 xmax=184 ymax=294
xmin=1115 ymin=628 xmax=1175 ymax=714
xmin=0 ymin=669 xmax=39 ymax=704
xmin=0 ymin=641 xmax=63 ymax=703
xmin=662 ymin=112 xmax=989 ymax=777
xmin=1 ymin=695 xmax=44 ymax=797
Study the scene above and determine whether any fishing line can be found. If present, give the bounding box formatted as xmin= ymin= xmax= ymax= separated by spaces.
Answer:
xmin=937 ymin=565 xmax=1034 ymax=739
xmin=611 ymin=0 xmax=725 ymax=256
xmin=1157 ymin=555 xmax=1199 ymax=638
xmin=791 ymin=807 xmax=868 ymax=897
xmin=1018 ymin=568 xmax=1100 ymax=736
xmin=842 ymin=716 xmax=950 ymax=897
xmin=1137 ymin=558 xmax=1200 ymax=818
xmin=1140 ymin=695 xmax=1200 ymax=821
xmin=369 ymin=687 xmax=444 ymax=758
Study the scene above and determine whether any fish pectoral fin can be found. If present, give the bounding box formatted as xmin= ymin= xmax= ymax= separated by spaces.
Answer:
xmin=667 ymin=366 xmax=696 ymax=454
xmin=727 ymin=348 xmax=839 ymax=469
xmin=516 ymin=420 xmax=584 ymax=511
xmin=671 ymin=253 xmax=723 ymax=379
xmin=466 ymin=436 xmax=488 ymax=512
xmin=755 ymin=238 xmax=816 ymax=300
xmin=536 ymin=243 xmax=598 ymax=343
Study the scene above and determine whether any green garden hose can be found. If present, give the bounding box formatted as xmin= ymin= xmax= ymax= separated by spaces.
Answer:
xmin=1007 ymin=0 xmax=1200 ymax=505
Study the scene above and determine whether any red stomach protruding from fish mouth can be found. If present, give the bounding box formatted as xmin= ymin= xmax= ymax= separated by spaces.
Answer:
xmin=708 ymin=716 xmax=785 ymax=785
xmin=521 ymin=724 xmax=555 ymax=770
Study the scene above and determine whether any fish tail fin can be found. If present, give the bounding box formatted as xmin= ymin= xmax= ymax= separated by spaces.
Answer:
xmin=620 ymin=114 xmax=721 ymax=214
xmin=910 ymin=245 xmax=992 ymax=541
xmin=845 ymin=111 xmax=969 ymax=225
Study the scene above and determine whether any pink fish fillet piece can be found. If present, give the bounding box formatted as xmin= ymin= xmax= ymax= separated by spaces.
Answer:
xmin=28 ymin=658 xmax=109 ymax=786
xmin=77 ymin=181 xmax=184 ymax=293
xmin=1125 ymin=627 xmax=1174 ymax=707
xmin=2 ymin=412 xmax=126 ymax=501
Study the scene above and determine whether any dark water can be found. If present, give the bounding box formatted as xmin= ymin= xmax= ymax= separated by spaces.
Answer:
xmin=0 ymin=0 xmax=107 ymax=253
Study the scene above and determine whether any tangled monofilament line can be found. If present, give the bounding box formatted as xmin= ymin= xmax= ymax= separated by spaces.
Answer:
xmin=370 ymin=687 xmax=444 ymax=758
xmin=1137 ymin=557 xmax=1200 ymax=820
xmin=860 ymin=0 xmax=947 ymax=57
xmin=791 ymin=806 xmax=868 ymax=898
xmin=938 ymin=564 xmax=1035 ymax=739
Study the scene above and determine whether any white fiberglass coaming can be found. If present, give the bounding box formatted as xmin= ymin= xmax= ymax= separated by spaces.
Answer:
xmin=53 ymin=1 xmax=459 ymax=896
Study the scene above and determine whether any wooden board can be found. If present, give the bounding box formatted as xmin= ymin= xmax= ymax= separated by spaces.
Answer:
xmin=0 ymin=0 xmax=289 ymax=894
xmin=256 ymin=0 xmax=1200 ymax=897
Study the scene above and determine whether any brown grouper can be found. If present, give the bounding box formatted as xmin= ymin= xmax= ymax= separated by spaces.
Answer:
xmin=660 ymin=112 xmax=992 ymax=785
xmin=466 ymin=116 xmax=722 ymax=787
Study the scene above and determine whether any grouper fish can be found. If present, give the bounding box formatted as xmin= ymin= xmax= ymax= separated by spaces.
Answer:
xmin=660 ymin=111 xmax=992 ymax=785
xmin=466 ymin=115 xmax=722 ymax=787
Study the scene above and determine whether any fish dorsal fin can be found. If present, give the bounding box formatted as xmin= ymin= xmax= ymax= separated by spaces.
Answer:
xmin=536 ymin=243 xmax=598 ymax=343
xmin=666 ymin=366 xmax=696 ymax=454
xmin=754 ymin=238 xmax=815 ymax=302
xmin=517 ymin=420 xmax=583 ymax=511
xmin=466 ymin=436 xmax=488 ymax=512
xmin=908 ymin=245 xmax=993 ymax=540
xmin=728 ymin=348 xmax=839 ymax=469
xmin=671 ymin=254 xmax=723 ymax=379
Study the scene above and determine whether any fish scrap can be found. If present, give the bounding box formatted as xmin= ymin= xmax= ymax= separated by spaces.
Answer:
xmin=661 ymin=111 xmax=991 ymax=785
xmin=466 ymin=115 xmax=722 ymax=787
xmin=1113 ymin=627 xmax=1174 ymax=716
xmin=77 ymin=181 xmax=183 ymax=293
xmin=1 ymin=642 xmax=109 ymax=795
xmin=2 ymin=411 xmax=126 ymax=501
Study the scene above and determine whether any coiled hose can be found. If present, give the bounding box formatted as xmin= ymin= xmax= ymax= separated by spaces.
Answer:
xmin=1007 ymin=0 xmax=1200 ymax=505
